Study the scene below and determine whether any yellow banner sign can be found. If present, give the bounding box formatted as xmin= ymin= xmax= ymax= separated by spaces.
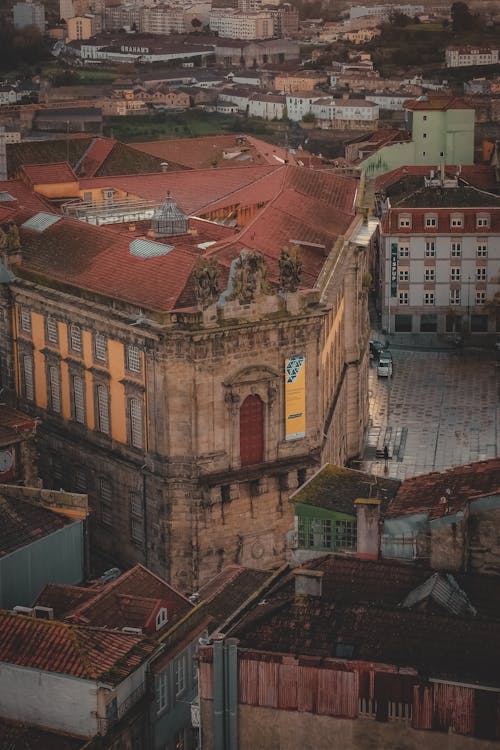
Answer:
xmin=285 ymin=356 xmax=306 ymax=440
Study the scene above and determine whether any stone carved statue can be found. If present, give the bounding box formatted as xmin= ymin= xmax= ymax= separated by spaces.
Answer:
xmin=279 ymin=244 xmax=302 ymax=293
xmin=193 ymin=257 xmax=219 ymax=309
xmin=229 ymin=250 xmax=271 ymax=305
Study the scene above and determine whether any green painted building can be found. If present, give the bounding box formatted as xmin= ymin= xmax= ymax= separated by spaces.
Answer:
xmin=362 ymin=96 xmax=475 ymax=178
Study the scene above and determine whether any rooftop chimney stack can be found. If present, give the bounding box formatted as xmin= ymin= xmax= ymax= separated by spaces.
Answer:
xmin=355 ymin=497 xmax=381 ymax=560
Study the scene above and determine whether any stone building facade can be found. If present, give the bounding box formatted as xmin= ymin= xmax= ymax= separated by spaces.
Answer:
xmin=0 ymin=164 xmax=372 ymax=591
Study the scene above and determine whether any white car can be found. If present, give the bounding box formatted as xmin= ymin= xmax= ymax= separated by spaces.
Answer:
xmin=377 ymin=356 xmax=393 ymax=378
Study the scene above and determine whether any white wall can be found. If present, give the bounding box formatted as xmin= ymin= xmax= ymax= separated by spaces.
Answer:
xmin=0 ymin=664 xmax=98 ymax=737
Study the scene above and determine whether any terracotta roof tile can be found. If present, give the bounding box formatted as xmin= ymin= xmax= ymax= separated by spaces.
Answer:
xmin=388 ymin=458 xmax=500 ymax=519
xmin=0 ymin=611 xmax=157 ymax=684
xmin=0 ymin=179 xmax=52 ymax=220
xmin=22 ymin=162 xmax=77 ymax=185
xmin=0 ymin=491 xmax=75 ymax=559
xmin=404 ymin=95 xmax=472 ymax=111
xmin=76 ymin=137 xmax=116 ymax=178
xmin=34 ymin=583 xmax=96 ymax=619
xmin=381 ymin=206 xmax=500 ymax=235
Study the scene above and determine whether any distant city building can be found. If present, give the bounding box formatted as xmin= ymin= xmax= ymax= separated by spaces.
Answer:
xmin=215 ymin=37 xmax=298 ymax=66
xmin=311 ymin=97 xmax=379 ymax=130
xmin=66 ymin=13 xmax=101 ymax=40
xmin=350 ymin=3 xmax=423 ymax=20
xmin=209 ymin=8 xmax=274 ymax=39
xmin=445 ymin=45 xmax=499 ymax=68
xmin=13 ymin=0 xmax=46 ymax=31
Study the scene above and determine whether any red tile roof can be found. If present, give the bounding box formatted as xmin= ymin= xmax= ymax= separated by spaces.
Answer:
xmin=21 ymin=162 xmax=78 ymax=185
xmin=0 ymin=405 xmax=38 ymax=447
xmin=34 ymin=584 xmax=96 ymax=619
xmin=376 ymin=164 xmax=499 ymax=192
xmin=76 ymin=137 xmax=116 ymax=178
xmin=404 ymin=95 xmax=473 ymax=111
xmin=55 ymin=563 xmax=192 ymax=634
xmin=0 ymin=179 xmax=52 ymax=221
xmin=0 ymin=611 xmax=157 ymax=684
xmin=0 ymin=490 xmax=75 ymax=559
xmin=388 ymin=458 xmax=500 ymax=520
xmin=381 ymin=206 xmax=500 ymax=235
xmin=79 ymin=165 xmax=280 ymax=215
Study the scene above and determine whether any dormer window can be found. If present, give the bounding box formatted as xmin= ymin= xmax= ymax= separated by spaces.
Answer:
xmin=476 ymin=213 xmax=490 ymax=228
xmin=425 ymin=214 xmax=437 ymax=229
xmin=450 ymin=213 xmax=463 ymax=228
xmin=398 ymin=214 xmax=411 ymax=228
xmin=156 ymin=607 xmax=168 ymax=630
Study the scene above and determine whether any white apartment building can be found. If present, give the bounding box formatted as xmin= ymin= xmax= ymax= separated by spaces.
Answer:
xmin=445 ymin=46 xmax=499 ymax=68
xmin=285 ymin=92 xmax=317 ymax=121
xmin=142 ymin=4 xmax=185 ymax=34
xmin=312 ymin=98 xmax=379 ymax=128
xmin=218 ymin=86 xmax=251 ymax=111
xmin=350 ymin=3 xmax=423 ymax=20
xmin=209 ymin=9 xmax=274 ymax=39
xmin=248 ymin=91 xmax=286 ymax=119
xmin=380 ymin=178 xmax=500 ymax=336
xmin=367 ymin=92 xmax=411 ymax=111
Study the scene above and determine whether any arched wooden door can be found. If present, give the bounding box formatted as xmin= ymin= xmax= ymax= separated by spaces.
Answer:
xmin=240 ymin=394 xmax=264 ymax=466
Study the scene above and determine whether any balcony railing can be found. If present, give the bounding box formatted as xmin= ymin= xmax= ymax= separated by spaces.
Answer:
xmin=96 ymin=682 xmax=146 ymax=735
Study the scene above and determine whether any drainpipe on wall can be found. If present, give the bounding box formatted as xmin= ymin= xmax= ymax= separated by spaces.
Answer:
xmin=213 ymin=634 xmax=239 ymax=750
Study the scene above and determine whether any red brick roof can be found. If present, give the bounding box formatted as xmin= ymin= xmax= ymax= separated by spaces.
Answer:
xmin=21 ymin=162 xmax=77 ymax=185
xmin=53 ymin=564 xmax=192 ymax=634
xmin=0 ymin=611 xmax=157 ymax=684
xmin=0 ymin=179 xmax=52 ymax=221
xmin=0 ymin=491 xmax=75 ymax=559
xmin=0 ymin=405 xmax=38 ymax=448
xmin=404 ymin=95 xmax=472 ymax=111
xmin=388 ymin=458 xmax=500 ymax=520
xmin=76 ymin=137 xmax=116 ymax=178
xmin=381 ymin=206 xmax=500 ymax=235
xmin=79 ymin=165 xmax=280 ymax=215
xmin=34 ymin=584 xmax=96 ymax=619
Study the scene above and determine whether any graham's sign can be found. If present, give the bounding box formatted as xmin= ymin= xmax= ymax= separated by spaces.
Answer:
xmin=285 ymin=355 xmax=306 ymax=440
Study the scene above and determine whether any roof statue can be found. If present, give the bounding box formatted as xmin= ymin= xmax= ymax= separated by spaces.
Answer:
xmin=279 ymin=243 xmax=302 ymax=293
xmin=228 ymin=249 xmax=271 ymax=305
xmin=152 ymin=193 xmax=188 ymax=237
xmin=194 ymin=257 xmax=220 ymax=309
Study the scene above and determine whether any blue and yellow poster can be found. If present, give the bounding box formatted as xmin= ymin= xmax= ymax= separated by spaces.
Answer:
xmin=285 ymin=355 xmax=306 ymax=440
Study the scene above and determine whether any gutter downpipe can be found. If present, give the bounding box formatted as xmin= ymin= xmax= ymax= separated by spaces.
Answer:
xmin=213 ymin=636 xmax=225 ymax=749
xmin=226 ymin=638 xmax=238 ymax=750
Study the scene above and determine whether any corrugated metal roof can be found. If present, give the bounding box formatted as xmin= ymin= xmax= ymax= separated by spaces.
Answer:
xmin=22 ymin=212 xmax=62 ymax=233
xmin=129 ymin=238 xmax=174 ymax=258
xmin=402 ymin=572 xmax=477 ymax=617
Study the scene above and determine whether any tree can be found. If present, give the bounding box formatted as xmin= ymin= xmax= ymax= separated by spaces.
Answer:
xmin=451 ymin=1 xmax=474 ymax=32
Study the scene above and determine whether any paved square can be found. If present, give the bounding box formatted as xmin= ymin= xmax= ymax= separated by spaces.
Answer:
xmin=359 ymin=348 xmax=500 ymax=480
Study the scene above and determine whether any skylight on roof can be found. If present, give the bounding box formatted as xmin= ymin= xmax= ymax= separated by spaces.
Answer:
xmin=0 ymin=192 xmax=15 ymax=202
xmin=22 ymin=213 xmax=62 ymax=232
xmin=130 ymin=238 xmax=173 ymax=259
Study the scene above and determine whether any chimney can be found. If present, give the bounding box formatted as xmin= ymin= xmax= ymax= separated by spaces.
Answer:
xmin=293 ymin=568 xmax=324 ymax=598
xmin=355 ymin=498 xmax=381 ymax=560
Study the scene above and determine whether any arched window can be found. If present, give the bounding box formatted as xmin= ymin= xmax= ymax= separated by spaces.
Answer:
xmin=239 ymin=394 xmax=264 ymax=466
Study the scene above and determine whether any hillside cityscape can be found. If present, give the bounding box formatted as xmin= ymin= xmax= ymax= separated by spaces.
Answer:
xmin=1 ymin=0 xmax=500 ymax=747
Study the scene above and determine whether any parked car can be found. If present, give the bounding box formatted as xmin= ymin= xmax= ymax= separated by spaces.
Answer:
xmin=377 ymin=352 xmax=393 ymax=377
xmin=370 ymin=340 xmax=385 ymax=359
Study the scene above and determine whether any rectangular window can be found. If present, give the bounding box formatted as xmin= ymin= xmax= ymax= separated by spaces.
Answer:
xmin=130 ymin=491 xmax=144 ymax=544
xmin=129 ymin=397 xmax=143 ymax=449
xmin=399 ymin=291 xmax=409 ymax=305
xmin=70 ymin=324 xmax=82 ymax=353
xmin=476 ymin=268 xmax=487 ymax=281
xmin=20 ymin=307 xmax=32 ymax=334
xmin=450 ymin=217 xmax=463 ymax=227
xmin=100 ymin=477 xmax=112 ymax=525
xmin=477 ymin=243 xmax=488 ymax=257
xmin=94 ymin=333 xmax=108 ymax=362
xmin=398 ymin=244 xmax=409 ymax=257
xmin=476 ymin=291 xmax=486 ymax=305
xmin=23 ymin=354 xmax=34 ymax=401
xmin=395 ymin=314 xmax=412 ymax=332
xmin=420 ymin=313 xmax=437 ymax=332
xmin=471 ymin=314 xmax=488 ymax=332
xmin=425 ymin=217 xmax=437 ymax=228
xmin=424 ymin=268 xmax=435 ymax=281
xmin=72 ymin=375 xmax=85 ymax=424
xmin=450 ymin=267 xmax=461 ymax=281
xmin=175 ymin=654 xmax=186 ymax=696
xmin=398 ymin=216 xmax=411 ymax=228
xmin=49 ymin=364 xmax=62 ymax=414
xmin=424 ymin=292 xmax=435 ymax=305
xmin=399 ymin=270 xmax=409 ymax=281
xmin=425 ymin=241 xmax=435 ymax=257
xmin=46 ymin=316 xmax=59 ymax=345
xmin=74 ymin=468 xmax=87 ymax=493
xmin=127 ymin=345 xmax=142 ymax=374
xmin=451 ymin=242 xmax=461 ymax=257
xmin=450 ymin=288 xmax=461 ymax=305
xmin=156 ymin=671 xmax=168 ymax=714
xmin=476 ymin=216 xmax=489 ymax=227
xmin=96 ymin=384 xmax=110 ymax=435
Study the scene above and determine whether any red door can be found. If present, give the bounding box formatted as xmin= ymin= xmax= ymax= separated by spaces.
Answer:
xmin=240 ymin=395 xmax=264 ymax=466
